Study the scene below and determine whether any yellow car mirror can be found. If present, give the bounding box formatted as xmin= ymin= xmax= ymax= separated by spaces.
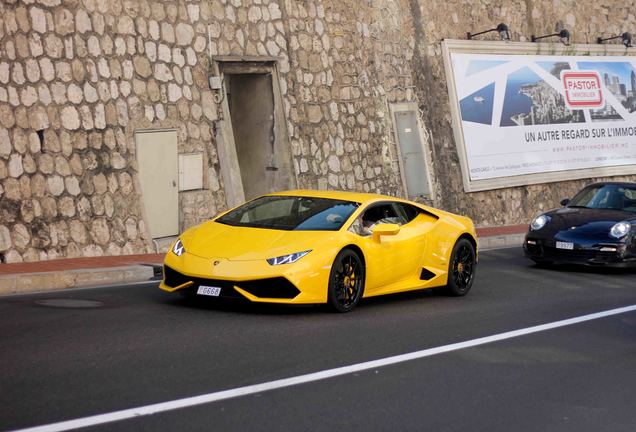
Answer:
xmin=372 ymin=223 xmax=401 ymax=239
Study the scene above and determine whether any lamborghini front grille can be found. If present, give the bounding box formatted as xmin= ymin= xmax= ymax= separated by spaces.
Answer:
xmin=163 ymin=266 xmax=300 ymax=299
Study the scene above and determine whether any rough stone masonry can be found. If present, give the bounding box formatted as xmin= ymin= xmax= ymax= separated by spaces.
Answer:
xmin=0 ymin=0 xmax=635 ymax=262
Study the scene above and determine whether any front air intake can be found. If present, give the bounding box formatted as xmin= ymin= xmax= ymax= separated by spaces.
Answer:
xmin=163 ymin=266 xmax=299 ymax=299
xmin=163 ymin=265 xmax=192 ymax=288
xmin=235 ymin=277 xmax=300 ymax=299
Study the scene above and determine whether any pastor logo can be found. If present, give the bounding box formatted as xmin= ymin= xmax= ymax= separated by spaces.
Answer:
xmin=561 ymin=71 xmax=604 ymax=108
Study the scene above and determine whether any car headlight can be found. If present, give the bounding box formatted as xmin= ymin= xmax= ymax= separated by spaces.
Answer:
xmin=172 ymin=239 xmax=186 ymax=256
xmin=530 ymin=214 xmax=551 ymax=230
xmin=267 ymin=250 xmax=311 ymax=266
xmin=609 ymin=221 xmax=631 ymax=239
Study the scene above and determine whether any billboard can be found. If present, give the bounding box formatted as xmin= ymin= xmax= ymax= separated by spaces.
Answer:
xmin=443 ymin=41 xmax=636 ymax=192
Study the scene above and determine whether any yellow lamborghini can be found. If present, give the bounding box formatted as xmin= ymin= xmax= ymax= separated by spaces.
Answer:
xmin=160 ymin=190 xmax=477 ymax=312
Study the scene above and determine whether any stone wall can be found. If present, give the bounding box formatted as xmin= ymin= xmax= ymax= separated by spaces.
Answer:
xmin=0 ymin=0 xmax=155 ymax=262
xmin=285 ymin=0 xmax=413 ymax=195
xmin=0 ymin=0 xmax=418 ymax=262
xmin=0 ymin=0 xmax=635 ymax=262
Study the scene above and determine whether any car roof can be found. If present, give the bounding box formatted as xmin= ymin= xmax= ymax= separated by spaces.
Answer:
xmin=268 ymin=189 xmax=406 ymax=205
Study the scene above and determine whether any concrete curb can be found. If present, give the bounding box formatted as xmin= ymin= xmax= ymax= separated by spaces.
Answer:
xmin=0 ymin=265 xmax=155 ymax=296
xmin=477 ymin=233 xmax=526 ymax=251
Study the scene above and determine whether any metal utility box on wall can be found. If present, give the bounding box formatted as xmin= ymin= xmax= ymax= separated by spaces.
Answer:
xmin=135 ymin=129 xmax=179 ymax=239
xmin=179 ymin=153 xmax=204 ymax=191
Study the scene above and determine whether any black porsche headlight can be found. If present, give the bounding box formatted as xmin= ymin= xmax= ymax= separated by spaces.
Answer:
xmin=609 ymin=222 xmax=631 ymax=239
xmin=530 ymin=214 xmax=551 ymax=230
xmin=267 ymin=250 xmax=311 ymax=266
xmin=172 ymin=239 xmax=186 ymax=256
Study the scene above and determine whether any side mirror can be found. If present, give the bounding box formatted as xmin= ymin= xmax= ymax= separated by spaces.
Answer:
xmin=372 ymin=223 xmax=400 ymax=239
xmin=560 ymin=198 xmax=570 ymax=206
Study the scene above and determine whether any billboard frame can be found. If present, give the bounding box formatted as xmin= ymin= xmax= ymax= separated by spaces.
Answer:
xmin=442 ymin=39 xmax=636 ymax=192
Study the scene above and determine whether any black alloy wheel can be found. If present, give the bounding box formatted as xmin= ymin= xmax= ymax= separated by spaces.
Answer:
xmin=444 ymin=238 xmax=476 ymax=296
xmin=327 ymin=249 xmax=365 ymax=312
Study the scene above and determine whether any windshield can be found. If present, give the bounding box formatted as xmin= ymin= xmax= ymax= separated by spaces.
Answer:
xmin=568 ymin=184 xmax=636 ymax=212
xmin=216 ymin=196 xmax=360 ymax=230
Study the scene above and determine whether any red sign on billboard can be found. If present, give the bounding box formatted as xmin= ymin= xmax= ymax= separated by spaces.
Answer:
xmin=561 ymin=71 xmax=604 ymax=108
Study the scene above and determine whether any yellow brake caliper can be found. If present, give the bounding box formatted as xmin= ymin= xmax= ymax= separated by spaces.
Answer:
xmin=343 ymin=264 xmax=356 ymax=296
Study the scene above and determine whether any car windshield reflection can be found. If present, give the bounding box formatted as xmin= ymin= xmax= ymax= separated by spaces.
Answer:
xmin=568 ymin=185 xmax=636 ymax=212
xmin=216 ymin=195 xmax=360 ymax=231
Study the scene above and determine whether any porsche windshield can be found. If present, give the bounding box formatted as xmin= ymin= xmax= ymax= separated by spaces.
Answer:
xmin=216 ymin=196 xmax=360 ymax=230
xmin=569 ymin=184 xmax=636 ymax=212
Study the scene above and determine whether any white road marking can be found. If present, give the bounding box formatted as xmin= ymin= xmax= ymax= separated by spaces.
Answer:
xmin=12 ymin=304 xmax=636 ymax=432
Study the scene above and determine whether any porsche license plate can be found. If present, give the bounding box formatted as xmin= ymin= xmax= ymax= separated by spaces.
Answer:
xmin=197 ymin=285 xmax=221 ymax=297
xmin=556 ymin=241 xmax=574 ymax=250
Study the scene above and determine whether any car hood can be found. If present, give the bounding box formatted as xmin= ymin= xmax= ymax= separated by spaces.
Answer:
xmin=541 ymin=207 xmax=636 ymax=237
xmin=180 ymin=221 xmax=337 ymax=260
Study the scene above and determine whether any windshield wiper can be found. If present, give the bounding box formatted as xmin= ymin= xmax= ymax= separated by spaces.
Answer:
xmin=567 ymin=205 xmax=588 ymax=208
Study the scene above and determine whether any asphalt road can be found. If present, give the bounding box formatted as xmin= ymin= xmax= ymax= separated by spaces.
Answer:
xmin=1 ymin=247 xmax=636 ymax=432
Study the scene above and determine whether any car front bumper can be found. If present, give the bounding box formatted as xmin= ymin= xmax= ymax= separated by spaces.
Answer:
xmin=523 ymin=238 xmax=636 ymax=267
xmin=159 ymin=250 xmax=331 ymax=304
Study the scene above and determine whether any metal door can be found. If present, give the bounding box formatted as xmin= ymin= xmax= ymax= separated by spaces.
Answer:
xmin=135 ymin=129 xmax=179 ymax=238
xmin=395 ymin=111 xmax=431 ymax=197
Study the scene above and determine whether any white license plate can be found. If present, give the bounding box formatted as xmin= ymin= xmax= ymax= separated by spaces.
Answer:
xmin=556 ymin=241 xmax=574 ymax=250
xmin=197 ymin=285 xmax=221 ymax=297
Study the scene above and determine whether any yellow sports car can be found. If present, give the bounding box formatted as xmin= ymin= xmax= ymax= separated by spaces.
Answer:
xmin=160 ymin=190 xmax=477 ymax=312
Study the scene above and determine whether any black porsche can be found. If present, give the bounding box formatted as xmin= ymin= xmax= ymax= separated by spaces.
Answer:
xmin=524 ymin=182 xmax=636 ymax=267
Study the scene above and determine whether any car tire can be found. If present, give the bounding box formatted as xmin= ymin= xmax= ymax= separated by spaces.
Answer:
xmin=327 ymin=249 xmax=365 ymax=312
xmin=444 ymin=238 xmax=476 ymax=296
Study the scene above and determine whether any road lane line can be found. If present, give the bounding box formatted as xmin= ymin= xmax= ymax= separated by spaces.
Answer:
xmin=12 ymin=304 xmax=636 ymax=432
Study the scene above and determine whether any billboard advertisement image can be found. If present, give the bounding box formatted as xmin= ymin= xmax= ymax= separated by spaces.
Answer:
xmin=445 ymin=46 xmax=636 ymax=191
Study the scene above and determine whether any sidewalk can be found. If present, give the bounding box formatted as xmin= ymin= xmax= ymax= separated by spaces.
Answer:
xmin=0 ymin=225 xmax=527 ymax=296
xmin=0 ymin=254 xmax=165 ymax=295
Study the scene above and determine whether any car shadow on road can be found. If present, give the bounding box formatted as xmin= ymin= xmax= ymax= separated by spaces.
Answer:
xmin=157 ymin=286 xmax=450 ymax=316
xmin=160 ymin=294 xmax=325 ymax=315
xmin=529 ymin=262 xmax=636 ymax=276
